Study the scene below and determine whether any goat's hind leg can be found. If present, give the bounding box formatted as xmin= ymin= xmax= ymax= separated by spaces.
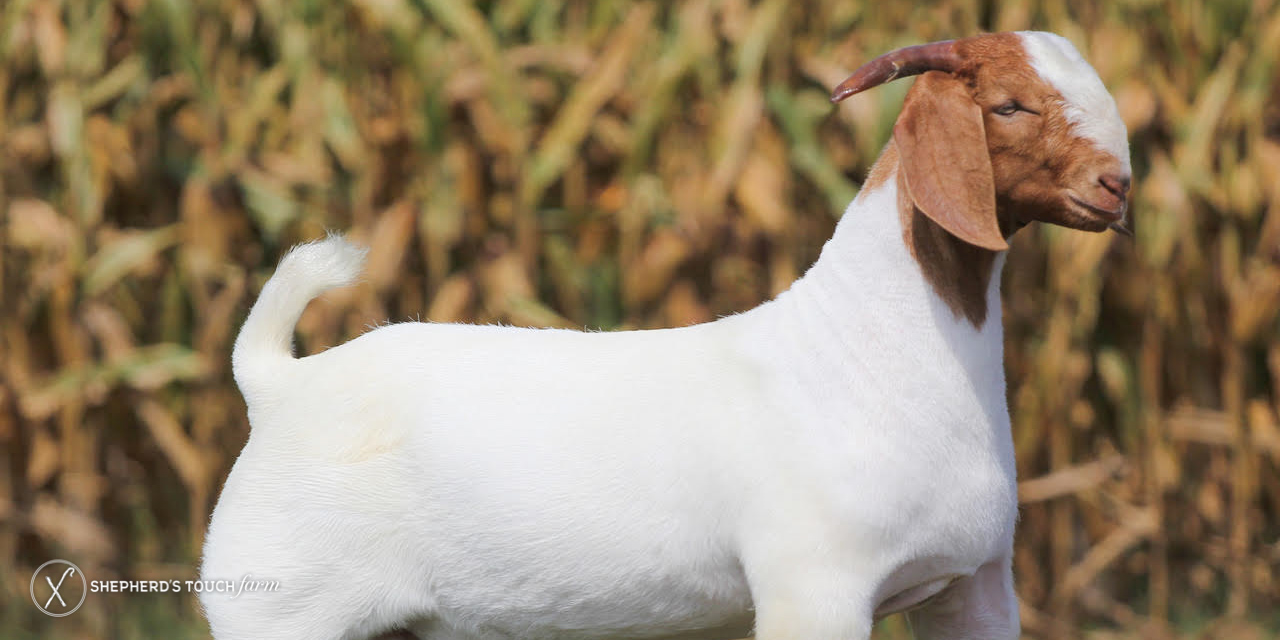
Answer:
xmin=905 ymin=556 xmax=1019 ymax=640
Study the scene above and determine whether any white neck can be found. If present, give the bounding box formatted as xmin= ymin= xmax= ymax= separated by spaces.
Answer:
xmin=745 ymin=162 xmax=1010 ymax=434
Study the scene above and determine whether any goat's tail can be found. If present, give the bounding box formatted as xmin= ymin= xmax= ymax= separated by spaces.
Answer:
xmin=232 ymin=234 xmax=367 ymax=400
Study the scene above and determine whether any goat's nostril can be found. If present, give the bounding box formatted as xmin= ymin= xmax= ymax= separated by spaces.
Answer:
xmin=1099 ymin=174 xmax=1131 ymax=198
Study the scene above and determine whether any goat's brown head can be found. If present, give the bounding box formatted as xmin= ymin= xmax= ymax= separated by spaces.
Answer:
xmin=832 ymin=32 xmax=1132 ymax=251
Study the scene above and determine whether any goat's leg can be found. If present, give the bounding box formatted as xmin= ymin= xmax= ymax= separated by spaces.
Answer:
xmin=904 ymin=555 xmax=1019 ymax=640
xmin=753 ymin=602 xmax=874 ymax=640
xmin=748 ymin=567 xmax=874 ymax=640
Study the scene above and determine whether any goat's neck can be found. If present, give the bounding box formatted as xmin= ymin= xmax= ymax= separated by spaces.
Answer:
xmin=763 ymin=141 xmax=1008 ymax=416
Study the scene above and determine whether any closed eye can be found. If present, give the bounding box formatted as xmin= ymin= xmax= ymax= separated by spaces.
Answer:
xmin=994 ymin=101 xmax=1020 ymax=116
xmin=994 ymin=100 xmax=1039 ymax=116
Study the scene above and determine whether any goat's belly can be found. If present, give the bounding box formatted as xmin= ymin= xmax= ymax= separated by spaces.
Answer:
xmin=428 ymin=598 xmax=754 ymax=640
xmin=421 ymin=552 xmax=755 ymax=640
xmin=404 ymin=455 xmax=755 ymax=637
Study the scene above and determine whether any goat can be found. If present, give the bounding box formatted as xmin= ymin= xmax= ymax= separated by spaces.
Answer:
xmin=200 ymin=31 xmax=1131 ymax=640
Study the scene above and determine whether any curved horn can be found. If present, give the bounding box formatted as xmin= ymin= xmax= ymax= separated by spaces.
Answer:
xmin=830 ymin=40 xmax=962 ymax=103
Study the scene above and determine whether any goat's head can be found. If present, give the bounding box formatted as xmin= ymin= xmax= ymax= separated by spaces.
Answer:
xmin=832 ymin=32 xmax=1132 ymax=251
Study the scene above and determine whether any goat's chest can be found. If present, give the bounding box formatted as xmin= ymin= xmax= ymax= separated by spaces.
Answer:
xmin=878 ymin=428 xmax=1017 ymax=558
xmin=764 ymin=386 xmax=1019 ymax=572
xmin=877 ymin=422 xmax=1017 ymax=587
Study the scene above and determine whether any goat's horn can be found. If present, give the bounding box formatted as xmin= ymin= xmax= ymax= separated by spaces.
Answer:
xmin=830 ymin=40 xmax=962 ymax=103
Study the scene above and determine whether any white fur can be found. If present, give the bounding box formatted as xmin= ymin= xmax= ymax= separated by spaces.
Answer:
xmin=199 ymin=32 xmax=1136 ymax=640
xmin=231 ymin=235 xmax=368 ymax=407
xmin=201 ymin=171 xmax=1020 ymax=640
xmin=1018 ymin=31 xmax=1132 ymax=172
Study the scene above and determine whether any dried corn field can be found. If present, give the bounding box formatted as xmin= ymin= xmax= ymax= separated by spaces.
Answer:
xmin=2 ymin=0 xmax=1279 ymax=638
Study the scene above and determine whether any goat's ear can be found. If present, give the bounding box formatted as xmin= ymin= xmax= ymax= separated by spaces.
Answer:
xmin=894 ymin=72 xmax=1008 ymax=251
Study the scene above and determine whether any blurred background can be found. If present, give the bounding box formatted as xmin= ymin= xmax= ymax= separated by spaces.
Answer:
xmin=2 ymin=0 xmax=1278 ymax=638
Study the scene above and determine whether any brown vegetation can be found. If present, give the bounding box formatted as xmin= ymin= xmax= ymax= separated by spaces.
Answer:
xmin=1 ymin=0 xmax=1278 ymax=637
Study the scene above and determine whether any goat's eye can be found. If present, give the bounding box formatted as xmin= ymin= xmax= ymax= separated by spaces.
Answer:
xmin=994 ymin=101 xmax=1021 ymax=116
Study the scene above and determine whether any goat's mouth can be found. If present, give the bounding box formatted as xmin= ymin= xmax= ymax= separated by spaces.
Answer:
xmin=1067 ymin=194 xmax=1126 ymax=223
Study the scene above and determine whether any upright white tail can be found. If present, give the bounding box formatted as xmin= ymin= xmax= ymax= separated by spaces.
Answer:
xmin=231 ymin=235 xmax=367 ymax=404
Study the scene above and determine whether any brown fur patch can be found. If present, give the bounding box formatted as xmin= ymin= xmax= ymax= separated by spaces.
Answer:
xmin=953 ymin=33 xmax=1034 ymax=84
xmin=895 ymin=72 xmax=1006 ymax=252
xmin=895 ymin=163 xmax=997 ymax=327
xmin=955 ymin=33 xmax=1129 ymax=231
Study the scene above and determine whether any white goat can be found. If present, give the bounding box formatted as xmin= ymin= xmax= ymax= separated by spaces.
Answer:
xmin=201 ymin=31 xmax=1131 ymax=640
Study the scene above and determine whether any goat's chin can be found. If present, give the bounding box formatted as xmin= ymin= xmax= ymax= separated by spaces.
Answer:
xmin=1033 ymin=195 xmax=1121 ymax=233
xmin=1061 ymin=210 xmax=1113 ymax=232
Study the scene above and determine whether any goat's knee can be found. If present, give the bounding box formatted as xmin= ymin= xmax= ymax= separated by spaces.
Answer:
xmin=905 ymin=556 xmax=1019 ymax=640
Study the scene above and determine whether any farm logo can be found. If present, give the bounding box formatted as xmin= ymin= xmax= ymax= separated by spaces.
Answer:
xmin=30 ymin=559 xmax=88 ymax=617
xmin=30 ymin=558 xmax=280 ymax=616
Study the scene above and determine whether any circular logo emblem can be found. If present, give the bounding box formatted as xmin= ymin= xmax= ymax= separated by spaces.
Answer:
xmin=30 ymin=559 xmax=88 ymax=617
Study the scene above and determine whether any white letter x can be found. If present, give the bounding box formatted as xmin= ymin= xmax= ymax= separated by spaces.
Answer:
xmin=45 ymin=568 xmax=74 ymax=609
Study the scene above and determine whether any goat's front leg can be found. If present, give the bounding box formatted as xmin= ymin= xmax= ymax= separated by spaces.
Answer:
xmin=905 ymin=555 xmax=1019 ymax=640
xmin=748 ymin=560 xmax=875 ymax=640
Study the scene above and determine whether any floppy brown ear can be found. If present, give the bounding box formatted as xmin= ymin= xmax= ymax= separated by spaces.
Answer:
xmin=894 ymin=71 xmax=1008 ymax=251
